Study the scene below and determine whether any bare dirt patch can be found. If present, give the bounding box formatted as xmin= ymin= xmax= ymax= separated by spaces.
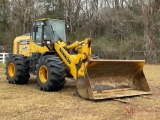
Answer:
xmin=0 ymin=65 xmax=160 ymax=120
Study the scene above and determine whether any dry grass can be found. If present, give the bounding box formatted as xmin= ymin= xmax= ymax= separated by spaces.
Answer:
xmin=0 ymin=64 xmax=160 ymax=120
xmin=0 ymin=62 xmax=5 ymax=68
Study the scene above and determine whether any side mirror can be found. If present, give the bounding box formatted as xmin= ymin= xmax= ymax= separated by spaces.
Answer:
xmin=33 ymin=25 xmax=38 ymax=32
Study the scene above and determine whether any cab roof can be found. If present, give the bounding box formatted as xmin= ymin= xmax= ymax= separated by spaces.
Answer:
xmin=35 ymin=18 xmax=65 ymax=22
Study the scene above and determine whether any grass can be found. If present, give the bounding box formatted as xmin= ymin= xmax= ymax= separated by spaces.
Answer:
xmin=0 ymin=62 xmax=5 ymax=68
xmin=0 ymin=64 xmax=160 ymax=120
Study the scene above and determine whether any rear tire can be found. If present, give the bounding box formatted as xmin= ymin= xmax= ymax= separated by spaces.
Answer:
xmin=5 ymin=54 xmax=30 ymax=84
xmin=36 ymin=55 xmax=66 ymax=91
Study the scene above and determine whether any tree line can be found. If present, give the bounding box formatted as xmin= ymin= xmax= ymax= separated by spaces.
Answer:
xmin=0 ymin=0 xmax=160 ymax=63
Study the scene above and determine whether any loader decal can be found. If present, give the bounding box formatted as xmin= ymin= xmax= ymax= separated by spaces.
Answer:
xmin=22 ymin=46 xmax=27 ymax=51
xmin=19 ymin=39 xmax=30 ymax=45
xmin=59 ymin=48 xmax=71 ymax=64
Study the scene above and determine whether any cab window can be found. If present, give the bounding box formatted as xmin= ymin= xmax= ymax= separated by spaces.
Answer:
xmin=32 ymin=22 xmax=43 ymax=45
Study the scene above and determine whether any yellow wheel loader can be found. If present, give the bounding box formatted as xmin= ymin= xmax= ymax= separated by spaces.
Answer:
xmin=5 ymin=18 xmax=151 ymax=100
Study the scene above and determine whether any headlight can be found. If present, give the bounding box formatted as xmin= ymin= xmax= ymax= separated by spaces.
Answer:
xmin=42 ymin=40 xmax=51 ymax=45
xmin=46 ymin=41 xmax=51 ymax=44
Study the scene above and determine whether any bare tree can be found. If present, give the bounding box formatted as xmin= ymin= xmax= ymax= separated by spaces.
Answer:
xmin=10 ymin=0 xmax=43 ymax=35
xmin=64 ymin=0 xmax=81 ymax=33
xmin=140 ymin=0 xmax=160 ymax=63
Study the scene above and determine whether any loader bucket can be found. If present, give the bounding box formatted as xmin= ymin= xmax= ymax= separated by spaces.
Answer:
xmin=76 ymin=60 xmax=151 ymax=100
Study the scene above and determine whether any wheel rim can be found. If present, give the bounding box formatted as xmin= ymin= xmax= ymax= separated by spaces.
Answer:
xmin=39 ymin=65 xmax=48 ymax=83
xmin=8 ymin=63 xmax=15 ymax=77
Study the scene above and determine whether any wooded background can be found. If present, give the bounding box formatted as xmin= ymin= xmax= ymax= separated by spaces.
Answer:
xmin=0 ymin=0 xmax=160 ymax=63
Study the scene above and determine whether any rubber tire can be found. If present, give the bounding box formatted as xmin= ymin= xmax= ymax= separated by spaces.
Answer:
xmin=36 ymin=55 xmax=66 ymax=91
xmin=5 ymin=54 xmax=30 ymax=84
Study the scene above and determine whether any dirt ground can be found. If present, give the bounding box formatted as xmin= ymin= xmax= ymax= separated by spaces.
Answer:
xmin=0 ymin=65 xmax=160 ymax=120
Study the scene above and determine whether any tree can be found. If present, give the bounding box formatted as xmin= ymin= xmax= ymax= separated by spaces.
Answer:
xmin=140 ymin=0 xmax=160 ymax=63
xmin=0 ymin=0 xmax=10 ymax=46
xmin=0 ymin=0 xmax=9 ymax=32
xmin=42 ymin=0 xmax=65 ymax=20
xmin=10 ymin=0 xmax=42 ymax=35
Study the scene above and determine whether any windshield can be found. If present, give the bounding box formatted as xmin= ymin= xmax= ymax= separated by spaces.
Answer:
xmin=49 ymin=20 xmax=66 ymax=42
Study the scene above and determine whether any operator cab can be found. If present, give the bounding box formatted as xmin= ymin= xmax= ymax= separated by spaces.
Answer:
xmin=32 ymin=19 xmax=66 ymax=46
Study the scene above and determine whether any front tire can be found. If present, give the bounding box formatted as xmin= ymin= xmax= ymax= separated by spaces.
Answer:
xmin=36 ymin=55 xmax=66 ymax=91
xmin=5 ymin=54 xmax=30 ymax=84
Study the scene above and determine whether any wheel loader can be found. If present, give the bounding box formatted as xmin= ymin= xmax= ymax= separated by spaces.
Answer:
xmin=5 ymin=18 xmax=151 ymax=100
